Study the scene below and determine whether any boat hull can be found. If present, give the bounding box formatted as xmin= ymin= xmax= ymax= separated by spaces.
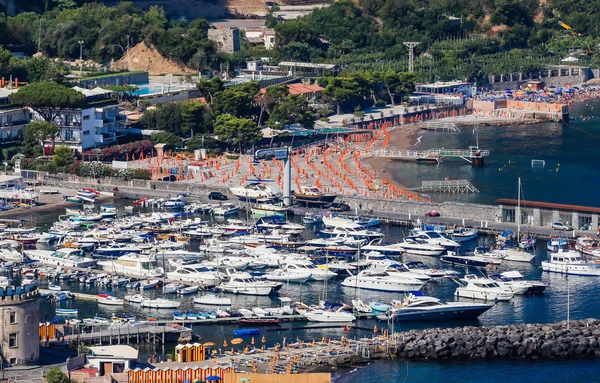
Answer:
xmin=391 ymin=305 xmax=492 ymax=321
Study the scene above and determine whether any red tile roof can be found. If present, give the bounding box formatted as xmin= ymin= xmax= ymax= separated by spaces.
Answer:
xmin=287 ymin=83 xmax=324 ymax=95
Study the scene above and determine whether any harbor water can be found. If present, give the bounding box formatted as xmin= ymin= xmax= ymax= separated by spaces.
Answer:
xmin=24 ymin=200 xmax=600 ymax=382
xmin=386 ymin=100 xmax=600 ymax=207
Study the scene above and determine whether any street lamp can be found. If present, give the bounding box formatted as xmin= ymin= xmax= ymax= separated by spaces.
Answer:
xmin=78 ymin=40 xmax=84 ymax=75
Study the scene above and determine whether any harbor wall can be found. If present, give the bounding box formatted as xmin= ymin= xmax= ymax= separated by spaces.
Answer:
xmin=340 ymin=195 xmax=500 ymax=222
xmin=393 ymin=319 xmax=600 ymax=360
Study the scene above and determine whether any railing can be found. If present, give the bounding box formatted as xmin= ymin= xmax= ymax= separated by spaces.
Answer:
xmin=374 ymin=148 xmax=490 ymax=158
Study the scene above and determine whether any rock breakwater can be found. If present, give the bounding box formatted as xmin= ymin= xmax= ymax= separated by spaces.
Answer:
xmin=394 ymin=319 xmax=600 ymax=360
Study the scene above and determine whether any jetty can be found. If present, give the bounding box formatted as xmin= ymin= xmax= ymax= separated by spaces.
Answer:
xmin=373 ymin=146 xmax=489 ymax=165
xmin=54 ymin=322 xmax=192 ymax=345
xmin=420 ymin=121 xmax=460 ymax=132
xmin=419 ymin=180 xmax=480 ymax=193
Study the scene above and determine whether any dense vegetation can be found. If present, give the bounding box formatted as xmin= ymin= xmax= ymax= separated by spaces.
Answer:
xmin=270 ymin=0 xmax=600 ymax=81
xmin=0 ymin=2 xmax=217 ymax=72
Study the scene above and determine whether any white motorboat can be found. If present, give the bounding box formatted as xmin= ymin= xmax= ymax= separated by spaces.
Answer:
xmin=193 ymin=294 xmax=232 ymax=306
xmin=166 ymin=265 xmax=221 ymax=287
xmin=448 ymin=228 xmax=479 ymax=242
xmin=302 ymin=308 xmax=356 ymax=322
xmin=410 ymin=230 xmax=460 ymax=249
xmin=212 ymin=204 xmax=240 ymax=217
xmin=140 ymin=298 xmax=181 ymax=309
xmin=462 ymin=274 xmax=528 ymax=295
xmin=139 ymin=279 xmax=161 ymax=290
xmin=398 ymin=237 xmax=446 ymax=256
xmin=547 ymin=237 xmax=568 ymax=252
xmin=454 ymin=278 xmax=515 ymax=301
xmin=97 ymin=294 xmax=124 ymax=306
xmin=229 ymin=182 xmax=276 ymax=202
xmin=341 ymin=270 xmax=426 ymax=292
xmin=178 ymin=286 xmax=199 ymax=295
xmin=252 ymin=307 xmax=268 ymax=317
xmin=351 ymin=299 xmax=372 ymax=313
xmin=163 ymin=283 xmax=185 ymax=294
xmin=497 ymin=270 xmax=546 ymax=294
xmin=541 ymin=250 xmax=600 ymax=276
xmin=124 ymin=294 xmax=145 ymax=303
xmin=475 ymin=247 xmax=535 ymax=263
xmin=263 ymin=269 xmax=311 ymax=283
xmin=24 ymin=248 xmax=96 ymax=268
xmin=216 ymin=273 xmax=274 ymax=296
xmin=361 ymin=240 xmax=405 ymax=257
xmin=97 ymin=253 xmax=164 ymax=278
xmin=164 ymin=196 xmax=186 ymax=209
xmin=403 ymin=261 xmax=459 ymax=279
xmin=282 ymin=260 xmax=337 ymax=281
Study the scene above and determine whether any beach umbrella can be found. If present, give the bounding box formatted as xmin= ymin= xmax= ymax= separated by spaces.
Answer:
xmin=206 ymin=376 xmax=222 ymax=381
xmin=223 ymin=339 xmax=228 ymax=347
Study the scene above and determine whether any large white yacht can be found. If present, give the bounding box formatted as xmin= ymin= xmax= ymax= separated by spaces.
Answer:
xmin=216 ymin=272 xmax=275 ymax=295
xmin=398 ymin=237 xmax=446 ymax=256
xmin=541 ymin=249 xmax=600 ymax=276
xmin=409 ymin=230 xmax=460 ymax=249
xmin=341 ymin=270 xmax=426 ymax=292
xmin=24 ymin=248 xmax=96 ymax=268
xmin=97 ymin=253 xmax=164 ymax=278
xmin=166 ymin=265 xmax=221 ymax=287
xmin=229 ymin=182 xmax=276 ymax=202
xmin=281 ymin=260 xmax=338 ymax=281
xmin=454 ymin=277 xmax=514 ymax=301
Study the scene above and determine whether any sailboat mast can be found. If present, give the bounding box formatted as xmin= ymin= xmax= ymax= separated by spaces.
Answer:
xmin=517 ymin=177 xmax=521 ymax=238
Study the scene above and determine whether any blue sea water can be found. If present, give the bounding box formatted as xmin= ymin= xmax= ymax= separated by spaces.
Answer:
xmin=386 ymin=100 xmax=600 ymax=207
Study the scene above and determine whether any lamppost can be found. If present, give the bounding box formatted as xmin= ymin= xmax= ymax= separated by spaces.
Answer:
xmin=78 ymin=40 xmax=84 ymax=75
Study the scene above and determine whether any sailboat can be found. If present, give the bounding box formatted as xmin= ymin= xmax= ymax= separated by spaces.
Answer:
xmin=516 ymin=178 xmax=537 ymax=250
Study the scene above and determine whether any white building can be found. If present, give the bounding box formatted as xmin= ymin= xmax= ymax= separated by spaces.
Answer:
xmin=0 ymin=88 xmax=31 ymax=145
xmin=415 ymin=80 xmax=473 ymax=97
xmin=36 ymin=87 xmax=127 ymax=152
xmin=87 ymin=345 xmax=138 ymax=376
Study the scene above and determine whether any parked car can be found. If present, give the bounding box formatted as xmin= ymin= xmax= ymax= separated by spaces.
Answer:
xmin=208 ymin=192 xmax=228 ymax=201
xmin=425 ymin=211 xmax=440 ymax=217
xmin=552 ymin=222 xmax=572 ymax=231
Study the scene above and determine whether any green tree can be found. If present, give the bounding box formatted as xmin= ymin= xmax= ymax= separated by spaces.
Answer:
xmin=320 ymin=76 xmax=362 ymax=114
xmin=181 ymin=100 xmax=211 ymax=136
xmin=52 ymin=145 xmax=74 ymax=166
xmin=151 ymin=131 xmax=182 ymax=150
xmin=139 ymin=102 xmax=183 ymax=135
xmin=23 ymin=120 xmax=60 ymax=152
xmin=267 ymin=94 xmax=315 ymax=129
xmin=103 ymin=85 xmax=139 ymax=101
xmin=212 ymin=87 xmax=259 ymax=120
xmin=196 ymin=77 xmax=224 ymax=104
xmin=45 ymin=367 xmax=71 ymax=383
xmin=214 ymin=115 xmax=262 ymax=148
xmin=9 ymin=82 xmax=85 ymax=123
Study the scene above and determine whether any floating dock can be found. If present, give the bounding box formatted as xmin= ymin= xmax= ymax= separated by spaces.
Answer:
xmin=373 ymin=146 xmax=489 ymax=165
xmin=55 ymin=322 xmax=192 ymax=345
xmin=420 ymin=121 xmax=460 ymax=132
xmin=420 ymin=180 xmax=480 ymax=194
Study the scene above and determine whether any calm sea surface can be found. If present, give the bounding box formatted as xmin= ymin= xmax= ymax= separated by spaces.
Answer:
xmin=28 ymin=104 xmax=600 ymax=381
xmin=386 ymin=100 xmax=600 ymax=207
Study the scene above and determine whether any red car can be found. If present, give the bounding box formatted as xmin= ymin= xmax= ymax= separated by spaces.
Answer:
xmin=425 ymin=211 xmax=440 ymax=217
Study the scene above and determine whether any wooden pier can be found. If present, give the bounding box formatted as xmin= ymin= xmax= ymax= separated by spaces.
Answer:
xmin=420 ymin=180 xmax=480 ymax=194
xmin=373 ymin=146 xmax=489 ymax=165
xmin=421 ymin=121 xmax=460 ymax=132
xmin=55 ymin=322 xmax=192 ymax=345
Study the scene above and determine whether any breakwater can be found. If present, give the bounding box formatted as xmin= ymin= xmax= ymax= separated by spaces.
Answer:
xmin=393 ymin=319 xmax=600 ymax=360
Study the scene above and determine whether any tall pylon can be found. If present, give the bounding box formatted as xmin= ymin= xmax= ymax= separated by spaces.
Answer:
xmin=403 ymin=42 xmax=420 ymax=72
